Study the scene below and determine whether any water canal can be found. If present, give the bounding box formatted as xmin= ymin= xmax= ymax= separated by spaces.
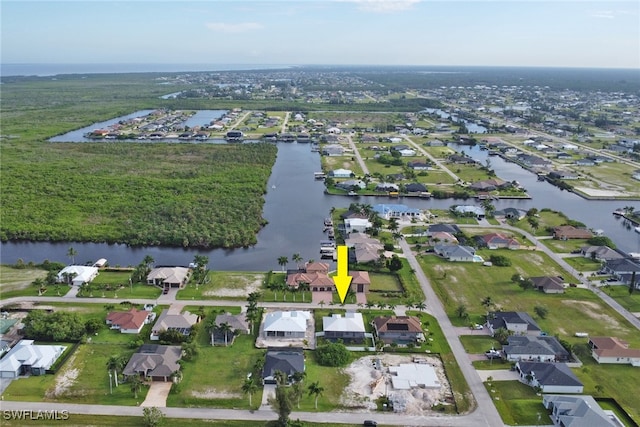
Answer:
xmin=1 ymin=142 xmax=639 ymax=270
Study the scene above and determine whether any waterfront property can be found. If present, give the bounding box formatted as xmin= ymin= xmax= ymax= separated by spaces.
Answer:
xmin=56 ymin=265 xmax=98 ymax=286
xmin=552 ymin=225 xmax=593 ymax=240
xmin=146 ymin=267 xmax=191 ymax=289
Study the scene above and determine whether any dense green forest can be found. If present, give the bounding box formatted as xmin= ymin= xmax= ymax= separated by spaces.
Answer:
xmin=0 ymin=75 xmax=277 ymax=248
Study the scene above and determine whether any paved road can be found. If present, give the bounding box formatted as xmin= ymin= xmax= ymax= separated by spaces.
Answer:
xmin=401 ymin=134 xmax=461 ymax=182
xmin=344 ymin=134 xmax=369 ymax=175
xmin=398 ymin=238 xmax=505 ymax=427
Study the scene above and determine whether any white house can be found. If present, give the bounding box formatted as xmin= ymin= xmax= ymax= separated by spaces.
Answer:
xmin=263 ymin=311 xmax=311 ymax=339
xmin=329 ymin=168 xmax=353 ymax=178
xmin=322 ymin=312 xmax=366 ymax=343
xmin=0 ymin=340 xmax=66 ymax=378
xmin=344 ymin=218 xmax=372 ymax=234
xmin=56 ymin=265 xmax=98 ymax=286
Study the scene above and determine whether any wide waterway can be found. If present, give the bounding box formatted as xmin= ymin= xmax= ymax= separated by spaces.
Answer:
xmin=1 ymin=142 xmax=639 ymax=270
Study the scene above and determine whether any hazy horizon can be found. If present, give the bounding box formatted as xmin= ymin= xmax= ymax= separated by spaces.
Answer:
xmin=2 ymin=1 xmax=639 ymax=70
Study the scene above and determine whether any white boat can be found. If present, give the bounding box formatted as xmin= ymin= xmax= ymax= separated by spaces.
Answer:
xmin=635 ymin=226 xmax=640 ymax=234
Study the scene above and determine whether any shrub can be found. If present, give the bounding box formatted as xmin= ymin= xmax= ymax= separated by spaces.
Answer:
xmin=315 ymin=342 xmax=351 ymax=367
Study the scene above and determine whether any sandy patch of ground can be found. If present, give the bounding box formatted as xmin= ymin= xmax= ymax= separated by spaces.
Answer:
xmin=573 ymin=187 xmax=627 ymax=197
xmin=191 ymin=388 xmax=242 ymax=399
xmin=46 ymin=351 xmax=79 ymax=398
xmin=204 ymin=274 xmax=264 ymax=297
xmin=562 ymin=300 xmax=624 ymax=331
xmin=340 ymin=354 xmax=453 ymax=415
xmin=527 ymin=253 xmax=544 ymax=266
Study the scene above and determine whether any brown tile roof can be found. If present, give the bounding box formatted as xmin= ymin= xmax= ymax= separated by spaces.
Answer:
xmin=589 ymin=336 xmax=640 ymax=358
xmin=349 ymin=271 xmax=370 ymax=285
xmin=106 ymin=308 xmax=148 ymax=331
xmin=286 ymin=272 xmax=334 ymax=288
xmin=373 ymin=316 xmax=422 ymax=333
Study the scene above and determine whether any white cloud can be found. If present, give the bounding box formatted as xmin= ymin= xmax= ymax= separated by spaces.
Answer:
xmin=590 ymin=10 xmax=615 ymax=19
xmin=340 ymin=0 xmax=420 ymax=13
xmin=205 ymin=22 xmax=263 ymax=33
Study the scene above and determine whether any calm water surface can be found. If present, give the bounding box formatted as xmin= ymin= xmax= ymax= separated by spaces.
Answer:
xmin=1 ymin=143 xmax=639 ymax=270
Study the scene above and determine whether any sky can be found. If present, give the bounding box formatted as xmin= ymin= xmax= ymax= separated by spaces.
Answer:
xmin=1 ymin=0 xmax=639 ymax=69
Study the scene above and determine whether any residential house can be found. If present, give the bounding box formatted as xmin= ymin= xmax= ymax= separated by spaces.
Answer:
xmin=407 ymin=160 xmax=431 ymax=170
xmin=286 ymin=267 xmax=334 ymax=292
xmin=397 ymin=149 xmax=416 ymax=157
xmin=350 ymin=271 xmax=371 ymax=294
xmin=146 ymin=267 xmax=190 ymax=289
xmin=375 ymin=182 xmax=399 ymax=192
xmin=404 ymin=183 xmax=428 ymax=194
xmin=335 ymin=179 xmax=366 ymax=191
xmin=515 ymin=361 xmax=583 ymax=393
xmin=580 ymin=246 xmax=624 ymax=261
xmin=344 ymin=218 xmax=372 ymax=234
xmin=0 ymin=340 xmax=66 ymax=378
xmin=448 ymin=154 xmax=477 ymax=165
xmin=322 ymin=144 xmax=344 ymax=156
xmin=575 ymin=159 xmax=595 ymax=166
xmin=215 ymin=313 xmax=250 ymax=336
xmin=542 ymin=395 xmax=618 ymax=427
xmin=262 ymin=311 xmax=311 ymax=339
xmin=530 ymin=276 xmax=565 ymax=294
xmin=434 ymin=244 xmax=477 ymax=262
xmin=588 ymin=337 xmax=640 ymax=366
xmin=475 ymin=233 xmax=520 ymax=250
xmin=486 ymin=311 xmax=541 ymax=336
xmin=517 ymin=154 xmax=552 ymax=168
xmin=329 ymin=168 xmax=353 ymax=178
xmin=56 ymin=265 xmax=98 ymax=286
xmin=122 ymin=344 xmax=181 ymax=382
xmin=322 ymin=312 xmax=366 ymax=343
xmin=502 ymin=335 xmax=570 ymax=362
xmin=106 ymin=308 xmax=154 ymax=334
xmin=469 ymin=179 xmax=508 ymax=191
xmin=262 ymin=348 xmax=305 ymax=384
xmin=494 ymin=207 xmax=526 ymax=220
xmin=548 ymin=170 xmax=579 ymax=180
xmin=553 ymin=226 xmax=593 ymax=240
xmin=454 ymin=205 xmax=486 ymax=218
xmin=373 ymin=316 xmax=424 ymax=345
xmin=150 ymin=309 xmax=199 ymax=340
xmin=372 ymin=204 xmax=422 ymax=220
xmin=344 ymin=235 xmax=385 ymax=264
xmin=601 ymin=258 xmax=640 ymax=282
xmin=427 ymin=224 xmax=461 ymax=235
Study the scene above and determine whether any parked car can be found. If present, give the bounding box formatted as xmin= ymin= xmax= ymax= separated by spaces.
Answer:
xmin=485 ymin=350 xmax=501 ymax=359
xmin=473 ymin=324 xmax=484 ymax=330
xmin=363 ymin=421 xmax=378 ymax=427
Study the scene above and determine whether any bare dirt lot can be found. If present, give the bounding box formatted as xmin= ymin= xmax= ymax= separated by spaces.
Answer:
xmin=340 ymin=354 xmax=454 ymax=415
xmin=203 ymin=273 xmax=264 ymax=298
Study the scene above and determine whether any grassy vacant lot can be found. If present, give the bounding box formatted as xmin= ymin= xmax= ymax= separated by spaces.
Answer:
xmin=512 ymin=209 xmax=573 ymax=237
xmin=484 ymin=380 xmax=546 ymax=426
xmin=417 ymin=251 xmax=640 ymax=348
xmin=369 ymin=272 xmax=403 ymax=292
xmin=562 ymin=255 xmax=603 ymax=272
xmin=177 ymin=271 xmax=266 ymax=301
xmin=458 ymin=335 xmax=502 ymax=354
xmin=541 ymin=238 xmax=590 ymax=253
xmin=0 ymin=265 xmax=48 ymax=299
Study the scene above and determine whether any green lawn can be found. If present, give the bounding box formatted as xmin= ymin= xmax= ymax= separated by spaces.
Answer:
xmin=417 ymin=252 xmax=640 ymax=348
xmin=0 ymin=265 xmax=49 ymax=299
xmin=458 ymin=335 xmax=502 ymax=354
xmin=512 ymin=209 xmax=573 ymax=236
xmin=563 ymin=255 xmax=603 ymax=272
xmin=369 ymin=273 xmax=403 ymax=292
xmin=541 ymin=238 xmax=590 ymax=253
xmin=484 ymin=380 xmax=546 ymax=426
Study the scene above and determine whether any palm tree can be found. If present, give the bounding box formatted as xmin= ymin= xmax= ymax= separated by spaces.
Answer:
xmin=242 ymin=377 xmax=258 ymax=407
xmin=365 ymin=301 xmax=375 ymax=311
xmin=219 ymin=322 xmax=232 ymax=347
xmin=170 ymin=370 xmax=183 ymax=384
xmin=142 ymin=255 xmax=155 ymax=269
xmin=415 ymin=302 xmax=426 ymax=312
xmin=106 ymin=355 xmax=123 ymax=387
xmin=318 ymin=300 xmax=325 ymax=309
xmin=376 ymin=302 xmax=387 ymax=310
xmin=292 ymin=253 xmax=303 ymax=270
xmin=277 ymin=256 xmax=289 ymax=272
xmin=307 ymin=381 xmax=325 ymax=409
xmin=204 ymin=316 xmax=218 ymax=346
xmin=387 ymin=303 xmax=396 ymax=312
xmin=274 ymin=370 xmax=288 ymax=386
xmin=67 ymin=246 xmax=77 ymax=264
xmin=129 ymin=375 xmax=144 ymax=399
xmin=481 ymin=296 xmax=493 ymax=310
xmin=456 ymin=304 xmax=468 ymax=319
xmin=299 ymin=282 xmax=310 ymax=302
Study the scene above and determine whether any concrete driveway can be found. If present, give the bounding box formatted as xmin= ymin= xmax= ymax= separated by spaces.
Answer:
xmin=141 ymin=382 xmax=172 ymax=407
xmin=260 ymin=384 xmax=276 ymax=409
